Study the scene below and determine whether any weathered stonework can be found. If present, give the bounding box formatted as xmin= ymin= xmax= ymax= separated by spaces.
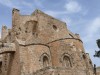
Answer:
xmin=0 ymin=8 xmax=94 ymax=75
xmin=96 ymin=67 xmax=100 ymax=75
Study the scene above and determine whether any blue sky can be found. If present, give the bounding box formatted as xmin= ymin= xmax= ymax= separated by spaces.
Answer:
xmin=0 ymin=0 xmax=100 ymax=66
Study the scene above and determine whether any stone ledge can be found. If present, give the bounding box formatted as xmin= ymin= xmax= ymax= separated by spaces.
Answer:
xmin=33 ymin=66 xmax=87 ymax=75
xmin=0 ymin=47 xmax=16 ymax=54
xmin=0 ymin=43 xmax=16 ymax=54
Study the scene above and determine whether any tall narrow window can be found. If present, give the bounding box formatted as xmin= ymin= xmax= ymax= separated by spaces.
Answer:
xmin=32 ymin=21 xmax=38 ymax=34
xmin=63 ymin=56 xmax=71 ymax=68
xmin=43 ymin=56 xmax=49 ymax=67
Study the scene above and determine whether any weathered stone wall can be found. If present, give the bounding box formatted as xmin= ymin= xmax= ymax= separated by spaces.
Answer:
xmin=19 ymin=45 xmax=51 ymax=74
xmin=0 ymin=8 xmax=94 ymax=75
xmin=96 ymin=67 xmax=100 ymax=75
xmin=12 ymin=9 xmax=70 ymax=44
xmin=0 ymin=42 xmax=20 ymax=75
xmin=1 ymin=26 xmax=8 ymax=40
xmin=33 ymin=67 xmax=87 ymax=75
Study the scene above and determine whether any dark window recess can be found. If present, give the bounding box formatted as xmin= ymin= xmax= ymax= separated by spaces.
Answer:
xmin=25 ymin=30 xmax=27 ymax=33
xmin=43 ymin=56 xmax=49 ymax=67
xmin=53 ymin=25 xmax=57 ymax=31
xmin=9 ymin=32 xmax=11 ymax=36
xmin=32 ymin=21 xmax=38 ymax=34
xmin=24 ymin=20 xmax=38 ymax=35
xmin=89 ymin=60 xmax=92 ymax=64
xmin=83 ymin=54 xmax=86 ymax=59
xmin=4 ymin=54 xmax=8 ymax=71
xmin=63 ymin=56 xmax=72 ymax=68
xmin=19 ymin=27 xmax=21 ymax=31
xmin=16 ymin=32 xmax=20 ymax=35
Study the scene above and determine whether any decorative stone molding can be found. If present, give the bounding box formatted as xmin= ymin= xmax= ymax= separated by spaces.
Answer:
xmin=0 ymin=43 xmax=16 ymax=54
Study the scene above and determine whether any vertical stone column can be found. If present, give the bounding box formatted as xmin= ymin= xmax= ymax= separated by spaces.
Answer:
xmin=1 ymin=26 xmax=8 ymax=40
xmin=12 ymin=8 xmax=20 ymax=32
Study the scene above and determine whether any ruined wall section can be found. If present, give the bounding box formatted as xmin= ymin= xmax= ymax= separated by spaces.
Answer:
xmin=66 ymin=39 xmax=93 ymax=75
xmin=12 ymin=9 xmax=74 ymax=45
xmin=0 ymin=42 xmax=20 ymax=75
xmin=12 ymin=8 xmax=37 ymax=42
xmin=26 ymin=10 xmax=70 ymax=44
xmin=48 ymin=39 xmax=86 ymax=69
xmin=0 ymin=8 xmax=94 ymax=75
xmin=7 ymin=42 xmax=20 ymax=75
xmin=1 ymin=26 xmax=8 ymax=40
xmin=47 ymin=38 xmax=93 ymax=75
xmin=86 ymin=53 xmax=94 ymax=75
xmin=12 ymin=8 xmax=20 ymax=32
xmin=33 ymin=67 xmax=87 ymax=75
xmin=19 ymin=45 xmax=51 ymax=75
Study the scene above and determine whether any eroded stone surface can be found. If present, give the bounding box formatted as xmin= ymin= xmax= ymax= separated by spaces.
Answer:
xmin=0 ymin=8 xmax=94 ymax=75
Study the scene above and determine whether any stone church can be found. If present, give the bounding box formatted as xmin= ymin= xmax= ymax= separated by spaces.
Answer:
xmin=0 ymin=8 xmax=94 ymax=75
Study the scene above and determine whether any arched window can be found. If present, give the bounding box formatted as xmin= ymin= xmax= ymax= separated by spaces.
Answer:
xmin=63 ymin=56 xmax=71 ymax=68
xmin=43 ymin=56 xmax=49 ymax=67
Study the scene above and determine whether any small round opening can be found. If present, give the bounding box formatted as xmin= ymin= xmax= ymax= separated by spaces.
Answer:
xmin=53 ymin=25 xmax=57 ymax=31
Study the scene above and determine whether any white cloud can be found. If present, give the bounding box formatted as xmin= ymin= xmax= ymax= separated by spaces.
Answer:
xmin=79 ymin=17 xmax=100 ymax=66
xmin=65 ymin=1 xmax=82 ymax=13
xmin=0 ymin=0 xmax=21 ymax=8
xmin=45 ymin=11 xmax=67 ymax=17
xmin=61 ymin=17 xmax=72 ymax=25
xmin=45 ymin=1 xmax=86 ymax=18
xmin=83 ymin=17 xmax=100 ymax=43
xmin=45 ymin=11 xmax=58 ymax=17
xmin=87 ymin=17 xmax=100 ymax=35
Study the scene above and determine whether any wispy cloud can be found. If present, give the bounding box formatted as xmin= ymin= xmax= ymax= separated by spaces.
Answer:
xmin=0 ymin=0 xmax=21 ymax=9
xmin=64 ymin=1 xmax=82 ymax=13
xmin=83 ymin=17 xmax=100 ymax=43
xmin=0 ymin=0 xmax=44 ymax=15
xmin=87 ymin=17 xmax=100 ymax=35
xmin=45 ymin=11 xmax=67 ymax=17
xmin=45 ymin=0 xmax=87 ymax=18
xmin=0 ymin=0 xmax=43 ymax=9
xmin=81 ymin=17 xmax=100 ymax=66
xmin=61 ymin=17 xmax=72 ymax=25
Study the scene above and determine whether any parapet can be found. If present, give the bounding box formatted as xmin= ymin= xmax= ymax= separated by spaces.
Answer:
xmin=12 ymin=8 xmax=20 ymax=14
xmin=75 ymin=33 xmax=81 ymax=39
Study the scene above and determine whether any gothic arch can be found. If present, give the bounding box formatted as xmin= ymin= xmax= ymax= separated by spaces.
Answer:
xmin=43 ymin=56 xmax=49 ymax=67
xmin=61 ymin=53 xmax=72 ymax=68
xmin=40 ymin=53 xmax=50 ymax=67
